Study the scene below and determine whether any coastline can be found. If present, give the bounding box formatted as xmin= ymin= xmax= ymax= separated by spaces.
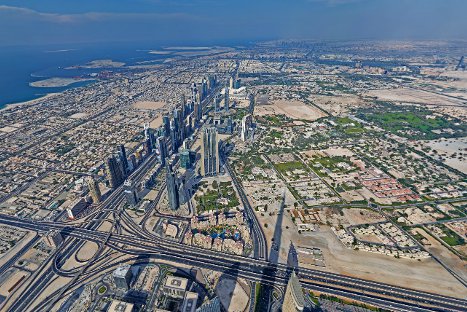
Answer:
xmin=1 ymin=93 xmax=58 ymax=111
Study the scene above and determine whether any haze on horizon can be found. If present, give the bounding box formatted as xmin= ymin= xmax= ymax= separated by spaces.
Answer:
xmin=1 ymin=0 xmax=467 ymax=47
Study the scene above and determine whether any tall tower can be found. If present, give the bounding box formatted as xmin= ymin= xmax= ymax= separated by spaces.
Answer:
xmin=282 ymin=271 xmax=305 ymax=312
xmin=180 ymin=94 xmax=186 ymax=118
xmin=170 ymin=125 xmax=178 ymax=154
xmin=118 ymin=144 xmax=129 ymax=176
xmin=248 ymin=93 xmax=255 ymax=114
xmin=106 ymin=156 xmax=124 ymax=189
xmin=241 ymin=114 xmax=253 ymax=142
xmin=224 ymin=87 xmax=229 ymax=112
xmin=229 ymin=76 xmax=235 ymax=89
xmin=162 ymin=115 xmax=171 ymax=137
xmin=86 ymin=176 xmax=102 ymax=204
xmin=123 ymin=179 xmax=138 ymax=207
xmin=201 ymin=127 xmax=220 ymax=176
xmin=156 ymin=136 xmax=168 ymax=166
xmin=194 ymin=102 xmax=201 ymax=125
xmin=166 ymin=162 xmax=179 ymax=210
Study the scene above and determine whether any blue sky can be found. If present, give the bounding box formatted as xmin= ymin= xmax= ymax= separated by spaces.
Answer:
xmin=1 ymin=0 xmax=466 ymax=46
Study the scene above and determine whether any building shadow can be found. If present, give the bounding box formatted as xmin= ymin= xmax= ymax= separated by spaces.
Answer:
xmin=255 ymin=190 xmax=289 ymax=312
xmin=215 ymin=261 xmax=241 ymax=312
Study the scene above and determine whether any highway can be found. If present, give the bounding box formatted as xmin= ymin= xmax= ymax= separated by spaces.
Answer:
xmin=1 ymin=214 xmax=466 ymax=312
xmin=225 ymin=160 xmax=268 ymax=260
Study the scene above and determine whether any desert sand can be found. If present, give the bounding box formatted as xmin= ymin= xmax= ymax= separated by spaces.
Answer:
xmin=255 ymin=100 xmax=327 ymax=121
xmin=132 ymin=101 xmax=166 ymax=110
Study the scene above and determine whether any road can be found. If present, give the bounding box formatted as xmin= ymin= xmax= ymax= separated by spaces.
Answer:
xmin=1 ymin=214 xmax=466 ymax=312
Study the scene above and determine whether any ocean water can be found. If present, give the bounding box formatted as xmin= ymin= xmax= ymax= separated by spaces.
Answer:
xmin=0 ymin=43 xmax=171 ymax=108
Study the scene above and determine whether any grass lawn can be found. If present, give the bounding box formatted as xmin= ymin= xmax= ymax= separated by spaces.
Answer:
xmin=275 ymin=161 xmax=308 ymax=174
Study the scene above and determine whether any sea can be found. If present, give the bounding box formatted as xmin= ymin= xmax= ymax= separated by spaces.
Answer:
xmin=0 ymin=42 xmax=175 ymax=109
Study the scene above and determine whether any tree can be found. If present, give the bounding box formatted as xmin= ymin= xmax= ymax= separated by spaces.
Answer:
xmin=212 ymin=180 xmax=218 ymax=189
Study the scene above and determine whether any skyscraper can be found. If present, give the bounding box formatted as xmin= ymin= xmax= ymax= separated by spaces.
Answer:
xmin=180 ymin=94 xmax=186 ymax=118
xmin=170 ymin=125 xmax=178 ymax=153
xmin=156 ymin=136 xmax=168 ymax=166
xmin=166 ymin=161 xmax=179 ymax=210
xmin=163 ymin=115 xmax=171 ymax=137
xmin=229 ymin=76 xmax=235 ymax=89
xmin=241 ymin=114 xmax=253 ymax=142
xmin=224 ymin=87 xmax=229 ymax=112
xmin=118 ymin=144 xmax=129 ymax=176
xmin=106 ymin=156 xmax=124 ymax=188
xmin=248 ymin=93 xmax=255 ymax=114
xmin=194 ymin=102 xmax=201 ymax=124
xmin=201 ymin=127 xmax=220 ymax=176
xmin=123 ymin=179 xmax=138 ymax=207
xmin=86 ymin=176 xmax=102 ymax=204
xmin=282 ymin=271 xmax=305 ymax=312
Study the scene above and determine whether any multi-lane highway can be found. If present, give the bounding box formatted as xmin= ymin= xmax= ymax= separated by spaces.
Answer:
xmin=1 ymin=214 xmax=466 ymax=312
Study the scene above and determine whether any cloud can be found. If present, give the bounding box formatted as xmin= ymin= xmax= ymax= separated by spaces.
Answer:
xmin=0 ymin=5 xmax=195 ymax=23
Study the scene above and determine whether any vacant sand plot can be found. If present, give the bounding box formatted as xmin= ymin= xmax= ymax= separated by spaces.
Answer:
xmin=298 ymin=226 xmax=467 ymax=298
xmin=365 ymin=88 xmax=465 ymax=107
xmin=310 ymin=94 xmax=368 ymax=116
xmin=132 ymin=101 xmax=165 ymax=110
xmin=413 ymin=228 xmax=467 ymax=283
xmin=0 ymin=269 xmax=30 ymax=297
xmin=343 ymin=208 xmax=386 ymax=225
xmin=422 ymin=137 xmax=467 ymax=174
xmin=76 ymin=241 xmax=99 ymax=262
xmin=149 ymin=115 xmax=163 ymax=128
xmin=255 ymin=100 xmax=327 ymax=121
xmin=216 ymin=277 xmax=249 ymax=312
xmin=69 ymin=112 xmax=88 ymax=119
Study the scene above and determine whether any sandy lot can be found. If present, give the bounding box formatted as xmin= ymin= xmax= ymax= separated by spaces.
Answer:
xmin=298 ymin=226 xmax=467 ymax=298
xmin=364 ymin=88 xmax=465 ymax=107
xmin=132 ymin=101 xmax=166 ymax=110
xmin=149 ymin=115 xmax=163 ymax=128
xmin=342 ymin=208 xmax=386 ymax=225
xmin=255 ymin=100 xmax=327 ymax=121
xmin=0 ymin=269 xmax=30 ymax=297
xmin=69 ymin=112 xmax=88 ymax=119
xmin=413 ymin=227 xmax=467 ymax=283
xmin=416 ymin=137 xmax=467 ymax=174
xmin=216 ymin=277 xmax=249 ymax=312
xmin=76 ymin=241 xmax=99 ymax=262
xmin=310 ymin=94 xmax=368 ymax=116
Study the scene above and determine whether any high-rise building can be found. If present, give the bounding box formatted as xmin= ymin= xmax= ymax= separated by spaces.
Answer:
xmin=229 ymin=76 xmax=235 ymax=89
xmin=235 ymin=78 xmax=241 ymax=89
xmin=282 ymin=271 xmax=305 ymax=312
xmin=129 ymin=154 xmax=137 ymax=171
xmin=86 ymin=176 xmax=102 ymax=204
xmin=166 ymin=162 xmax=180 ymax=210
xmin=163 ymin=115 xmax=171 ymax=137
xmin=180 ymin=94 xmax=186 ymax=118
xmin=180 ymin=149 xmax=195 ymax=169
xmin=118 ymin=145 xmax=129 ymax=176
xmin=224 ymin=87 xmax=229 ymax=111
xmin=113 ymin=265 xmax=133 ymax=290
xmin=196 ymin=297 xmax=221 ymax=312
xmin=241 ymin=114 xmax=253 ymax=142
xmin=170 ymin=126 xmax=178 ymax=153
xmin=248 ymin=93 xmax=255 ymax=114
xmin=123 ymin=179 xmax=138 ymax=207
xmin=106 ymin=156 xmax=124 ymax=188
xmin=201 ymin=127 xmax=220 ymax=176
xmin=194 ymin=102 xmax=201 ymax=124
xmin=156 ymin=136 xmax=168 ymax=166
